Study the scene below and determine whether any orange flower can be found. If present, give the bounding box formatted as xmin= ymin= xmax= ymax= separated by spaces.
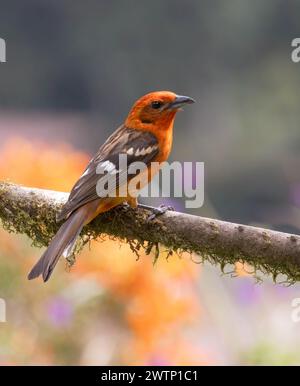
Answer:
xmin=0 ymin=137 xmax=204 ymax=365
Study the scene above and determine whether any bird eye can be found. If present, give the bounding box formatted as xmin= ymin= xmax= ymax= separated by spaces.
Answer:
xmin=151 ymin=101 xmax=162 ymax=109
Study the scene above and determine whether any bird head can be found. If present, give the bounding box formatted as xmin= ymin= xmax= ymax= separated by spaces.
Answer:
xmin=125 ymin=91 xmax=195 ymax=131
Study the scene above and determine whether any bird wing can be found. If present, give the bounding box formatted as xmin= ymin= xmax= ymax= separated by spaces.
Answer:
xmin=57 ymin=125 xmax=159 ymax=221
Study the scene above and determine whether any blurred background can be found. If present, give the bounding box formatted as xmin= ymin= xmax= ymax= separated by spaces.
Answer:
xmin=0 ymin=0 xmax=300 ymax=365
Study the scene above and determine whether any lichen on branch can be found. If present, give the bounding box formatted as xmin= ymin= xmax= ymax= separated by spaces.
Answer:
xmin=1 ymin=181 xmax=300 ymax=284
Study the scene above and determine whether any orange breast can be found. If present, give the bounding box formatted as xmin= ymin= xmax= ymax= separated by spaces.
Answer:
xmin=156 ymin=128 xmax=173 ymax=163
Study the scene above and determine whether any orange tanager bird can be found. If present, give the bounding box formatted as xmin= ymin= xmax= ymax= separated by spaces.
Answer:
xmin=28 ymin=91 xmax=195 ymax=282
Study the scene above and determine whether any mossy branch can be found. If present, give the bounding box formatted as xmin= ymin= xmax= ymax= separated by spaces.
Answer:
xmin=1 ymin=181 xmax=300 ymax=283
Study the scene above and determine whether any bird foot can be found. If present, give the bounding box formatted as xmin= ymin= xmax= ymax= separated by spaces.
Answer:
xmin=138 ymin=204 xmax=174 ymax=222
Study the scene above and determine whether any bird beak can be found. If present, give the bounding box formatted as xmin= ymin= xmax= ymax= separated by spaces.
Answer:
xmin=168 ymin=95 xmax=195 ymax=110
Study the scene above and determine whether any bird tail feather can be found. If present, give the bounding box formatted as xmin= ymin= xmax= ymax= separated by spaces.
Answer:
xmin=28 ymin=209 xmax=86 ymax=282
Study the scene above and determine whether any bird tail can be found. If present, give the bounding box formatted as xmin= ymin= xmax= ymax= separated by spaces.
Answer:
xmin=28 ymin=208 xmax=87 ymax=282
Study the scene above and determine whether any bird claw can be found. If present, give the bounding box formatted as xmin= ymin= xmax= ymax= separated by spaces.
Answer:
xmin=147 ymin=204 xmax=174 ymax=222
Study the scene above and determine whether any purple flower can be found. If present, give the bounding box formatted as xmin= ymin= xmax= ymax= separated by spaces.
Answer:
xmin=235 ymin=279 xmax=263 ymax=305
xmin=46 ymin=297 xmax=73 ymax=328
xmin=290 ymin=184 xmax=300 ymax=207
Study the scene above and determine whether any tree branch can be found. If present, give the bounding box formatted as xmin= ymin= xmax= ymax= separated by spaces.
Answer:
xmin=1 ymin=181 xmax=300 ymax=283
